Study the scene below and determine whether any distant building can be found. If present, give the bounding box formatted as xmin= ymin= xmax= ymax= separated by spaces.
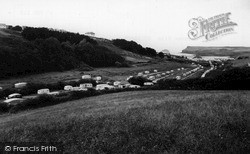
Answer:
xmin=129 ymin=85 xmax=140 ymax=88
xmin=37 ymin=89 xmax=50 ymax=95
xmin=148 ymin=76 xmax=155 ymax=80
xmin=82 ymin=75 xmax=91 ymax=79
xmin=14 ymin=82 xmax=27 ymax=88
xmin=138 ymin=72 xmax=143 ymax=76
xmin=144 ymin=82 xmax=154 ymax=86
xmin=156 ymin=74 xmax=161 ymax=77
xmin=96 ymin=84 xmax=114 ymax=90
xmin=118 ymin=84 xmax=126 ymax=89
xmin=161 ymin=49 xmax=170 ymax=55
xmin=176 ymin=76 xmax=181 ymax=80
xmin=85 ymin=32 xmax=95 ymax=37
xmin=80 ymin=83 xmax=93 ymax=88
xmin=64 ymin=85 xmax=73 ymax=91
xmin=94 ymin=76 xmax=102 ymax=81
xmin=113 ymin=81 xmax=121 ymax=86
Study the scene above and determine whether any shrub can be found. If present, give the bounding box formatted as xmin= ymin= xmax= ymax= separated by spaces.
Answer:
xmin=9 ymin=93 xmax=73 ymax=113
xmin=0 ymin=102 xmax=11 ymax=113
xmin=128 ymin=76 xmax=151 ymax=86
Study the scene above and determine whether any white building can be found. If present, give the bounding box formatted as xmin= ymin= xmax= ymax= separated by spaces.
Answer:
xmin=80 ymin=83 xmax=93 ymax=88
xmin=72 ymin=87 xmax=81 ymax=91
xmin=125 ymin=84 xmax=131 ymax=88
xmin=154 ymin=69 xmax=158 ymax=73
xmin=96 ymin=84 xmax=114 ymax=90
xmin=48 ymin=91 xmax=60 ymax=95
xmin=64 ymin=85 xmax=73 ymax=91
xmin=14 ymin=82 xmax=27 ymax=88
xmin=144 ymin=82 xmax=154 ymax=86
xmin=156 ymin=74 xmax=161 ymax=77
xmin=8 ymin=93 xmax=22 ymax=99
xmin=94 ymin=76 xmax=102 ymax=81
xmin=71 ymin=87 xmax=88 ymax=91
xmin=82 ymin=75 xmax=91 ymax=79
xmin=148 ymin=76 xmax=155 ymax=80
xmin=145 ymin=71 xmax=150 ymax=74
xmin=37 ymin=89 xmax=50 ymax=94
xmin=118 ymin=84 xmax=126 ymax=89
xmin=113 ymin=81 xmax=121 ymax=86
xmin=85 ymin=32 xmax=95 ymax=37
xmin=79 ymin=87 xmax=88 ymax=91
xmin=176 ymin=76 xmax=181 ymax=80
xmin=138 ymin=72 xmax=143 ymax=76
xmin=129 ymin=85 xmax=140 ymax=88
xmin=4 ymin=98 xmax=24 ymax=106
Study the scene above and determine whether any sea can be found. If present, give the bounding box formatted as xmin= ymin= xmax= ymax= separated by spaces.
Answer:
xmin=172 ymin=53 xmax=232 ymax=61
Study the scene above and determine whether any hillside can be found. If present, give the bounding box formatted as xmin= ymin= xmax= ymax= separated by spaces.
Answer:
xmin=0 ymin=90 xmax=248 ymax=153
xmin=182 ymin=46 xmax=250 ymax=58
xmin=0 ymin=27 xmax=155 ymax=79
xmin=92 ymin=37 xmax=151 ymax=63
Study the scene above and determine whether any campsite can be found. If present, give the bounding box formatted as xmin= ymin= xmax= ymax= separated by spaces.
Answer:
xmin=0 ymin=1 xmax=250 ymax=152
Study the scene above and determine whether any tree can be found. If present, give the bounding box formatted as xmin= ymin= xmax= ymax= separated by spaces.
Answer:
xmin=12 ymin=25 xmax=22 ymax=31
xmin=158 ymin=52 xmax=164 ymax=58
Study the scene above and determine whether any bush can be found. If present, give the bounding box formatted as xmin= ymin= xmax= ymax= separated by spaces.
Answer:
xmin=128 ymin=76 xmax=151 ymax=86
xmin=0 ymin=88 xmax=17 ymax=99
xmin=11 ymin=25 xmax=22 ymax=31
xmin=0 ymin=103 xmax=11 ymax=113
xmin=10 ymin=93 xmax=73 ymax=113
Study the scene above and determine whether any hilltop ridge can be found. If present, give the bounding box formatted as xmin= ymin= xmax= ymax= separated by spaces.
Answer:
xmin=182 ymin=46 xmax=250 ymax=57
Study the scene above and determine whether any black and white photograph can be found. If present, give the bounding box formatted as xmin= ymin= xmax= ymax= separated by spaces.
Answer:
xmin=0 ymin=0 xmax=249 ymax=153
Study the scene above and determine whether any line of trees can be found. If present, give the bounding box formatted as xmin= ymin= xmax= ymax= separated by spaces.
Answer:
xmin=22 ymin=27 xmax=97 ymax=44
xmin=0 ymin=27 xmax=126 ymax=79
xmin=112 ymin=39 xmax=157 ymax=57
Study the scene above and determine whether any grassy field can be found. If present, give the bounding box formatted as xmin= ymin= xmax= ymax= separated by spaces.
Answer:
xmin=0 ymin=61 xmax=191 ymax=89
xmin=0 ymin=90 xmax=249 ymax=153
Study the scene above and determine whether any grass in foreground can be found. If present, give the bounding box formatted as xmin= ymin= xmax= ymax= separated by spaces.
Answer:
xmin=0 ymin=91 xmax=249 ymax=153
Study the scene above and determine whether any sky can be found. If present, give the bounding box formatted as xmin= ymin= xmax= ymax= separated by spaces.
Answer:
xmin=1 ymin=0 xmax=250 ymax=54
